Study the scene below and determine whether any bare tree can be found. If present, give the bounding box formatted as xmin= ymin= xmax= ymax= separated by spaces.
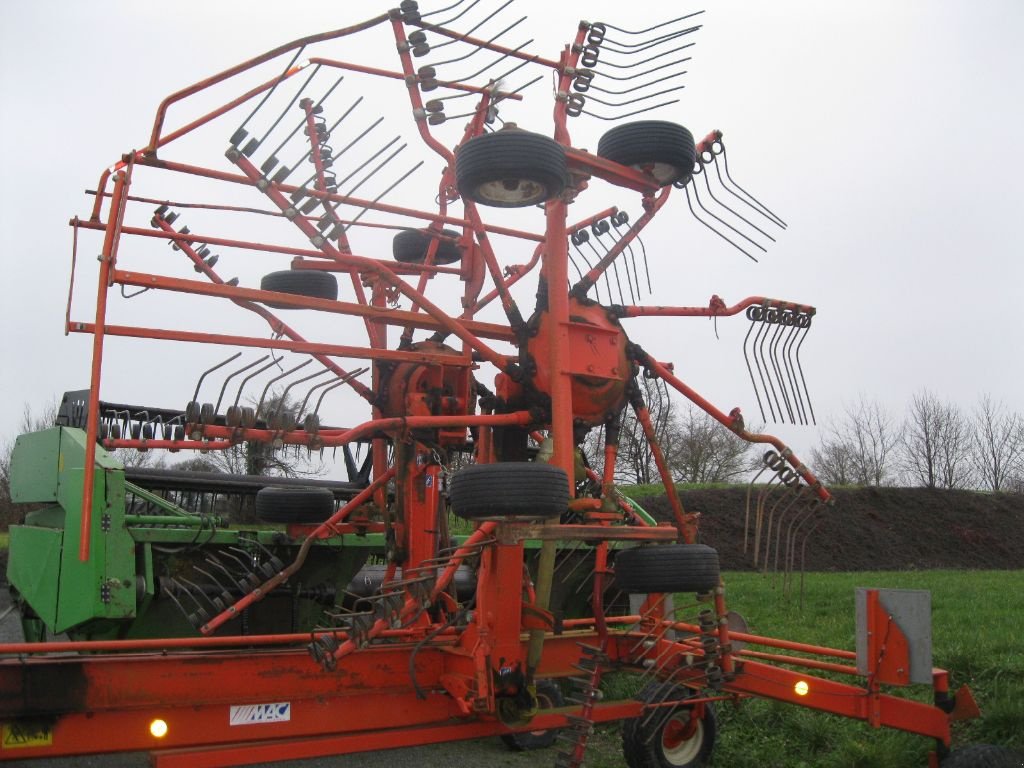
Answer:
xmin=673 ymin=403 xmax=754 ymax=483
xmin=972 ymin=395 xmax=1024 ymax=492
xmin=609 ymin=376 xmax=678 ymax=486
xmin=809 ymin=439 xmax=856 ymax=486
xmin=814 ymin=396 xmax=901 ymax=486
xmin=204 ymin=390 xmax=325 ymax=479
xmin=900 ymin=390 xmax=974 ymax=489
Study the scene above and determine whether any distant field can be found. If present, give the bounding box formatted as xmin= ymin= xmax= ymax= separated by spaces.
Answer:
xmin=585 ymin=570 xmax=1024 ymax=768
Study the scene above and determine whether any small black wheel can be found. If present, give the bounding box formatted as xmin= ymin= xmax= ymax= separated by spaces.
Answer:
xmin=622 ymin=683 xmax=716 ymax=768
xmin=942 ymin=745 xmax=1024 ymax=767
xmin=260 ymin=270 xmax=339 ymax=308
xmin=393 ymin=228 xmax=463 ymax=265
xmin=614 ymin=544 xmax=720 ymax=594
xmin=500 ymin=680 xmax=565 ymax=751
xmin=254 ymin=486 xmax=335 ymax=523
xmin=455 ymin=128 xmax=567 ymax=208
xmin=597 ymin=121 xmax=695 ymax=186
xmin=449 ymin=462 xmax=569 ymax=520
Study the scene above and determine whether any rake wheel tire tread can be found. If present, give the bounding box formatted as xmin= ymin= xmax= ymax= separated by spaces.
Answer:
xmin=255 ymin=486 xmax=335 ymax=523
xmin=614 ymin=544 xmax=720 ymax=594
xmin=597 ymin=121 xmax=695 ymax=186
xmin=393 ymin=228 xmax=463 ymax=265
xmin=500 ymin=680 xmax=565 ymax=751
xmin=449 ymin=462 xmax=569 ymax=520
xmin=456 ymin=130 xmax=567 ymax=208
xmin=260 ymin=270 xmax=339 ymax=308
xmin=622 ymin=682 xmax=716 ymax=768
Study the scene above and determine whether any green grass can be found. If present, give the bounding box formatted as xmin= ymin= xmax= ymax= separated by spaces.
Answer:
xmin=0 ymin=532 xmax=8 ymax=549
xmin=584 ymin=570 xmax=1024 ymax=768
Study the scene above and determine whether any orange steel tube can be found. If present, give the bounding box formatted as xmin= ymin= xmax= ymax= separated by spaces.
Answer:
xmin=620 ymin=295 xmax=816 ymax=318
xmin=669 ymin=621 xmax=856 ymax=660
xmin=737 ymin=649 xmax=860 ymax=676
xmin=193 ymin=411 xmax=533 ymax=448
xmin=641 ymin=353 xmax=832 ymax=503
xmin=633 ymin=403 xmax=691 ymax=541
xmin=79 ymin=168 xmax=129 ymax=561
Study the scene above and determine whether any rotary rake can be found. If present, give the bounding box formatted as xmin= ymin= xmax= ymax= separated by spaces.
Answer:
xmin=1 ymin=3 xmax=981 ymax=767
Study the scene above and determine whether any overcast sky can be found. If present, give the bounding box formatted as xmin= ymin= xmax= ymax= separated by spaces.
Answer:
xmin=1 ymin=0 xmax=1022 ymax=468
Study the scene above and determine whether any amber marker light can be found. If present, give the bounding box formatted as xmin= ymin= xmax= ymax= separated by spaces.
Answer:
xmin=149 ymin=719 xmax=169 ymax=738
xmin=794 ymin=680 xmax=809 ymax=697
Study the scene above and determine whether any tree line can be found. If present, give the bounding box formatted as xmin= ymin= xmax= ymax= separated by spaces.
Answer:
xmin=810 ymin=391 xmax=1024 ymax=492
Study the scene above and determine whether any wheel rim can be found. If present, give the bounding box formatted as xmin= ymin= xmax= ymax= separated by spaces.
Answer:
xmin=527 ymin=691 xmax=556 ymax=736
xmin=473 ymin=177 xmax=549 ymax=206
xmin=660 ymin=712 xmax=703 ymax=766
xmin=635 ymin=160 xmax=685 ymax=185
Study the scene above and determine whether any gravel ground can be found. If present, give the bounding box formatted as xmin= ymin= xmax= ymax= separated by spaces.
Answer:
xmin=0 ymin=587 xmax=576 ymax=768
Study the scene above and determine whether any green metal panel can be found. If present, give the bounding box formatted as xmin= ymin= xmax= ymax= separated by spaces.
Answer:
xmin=8 ymin=428 xmax=62 ymax=503
xmin=6 ymin=525 xmax=64 ymax=628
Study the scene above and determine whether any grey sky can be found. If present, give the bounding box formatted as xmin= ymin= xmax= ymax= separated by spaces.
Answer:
xmin=1 ymin=0 xmax=1022 ymax=466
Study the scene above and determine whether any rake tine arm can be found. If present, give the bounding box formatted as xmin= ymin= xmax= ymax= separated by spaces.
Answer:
xmin=630 ymin=344 xmax=833 ymax=504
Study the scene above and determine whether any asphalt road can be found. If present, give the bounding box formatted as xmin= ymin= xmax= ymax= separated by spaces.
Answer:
xmin=0 ymin=588 xmax=564 ymax=768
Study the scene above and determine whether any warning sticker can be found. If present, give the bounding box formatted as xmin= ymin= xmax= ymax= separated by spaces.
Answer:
xmin=1 ymin=722 xmax=54 ymax=749
xmin=229 ymin=702 xmax=291 ymax=726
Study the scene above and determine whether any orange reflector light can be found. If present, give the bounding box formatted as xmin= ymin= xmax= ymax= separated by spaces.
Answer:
xmin=794 ymin=680 xmax=809 ymax=697
xmin=149 ymin=719 xmax=169 ymax=738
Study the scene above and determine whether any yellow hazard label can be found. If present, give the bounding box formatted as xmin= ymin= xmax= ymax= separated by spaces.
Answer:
xmin=1 ymin=722 xmax=54 ymax=749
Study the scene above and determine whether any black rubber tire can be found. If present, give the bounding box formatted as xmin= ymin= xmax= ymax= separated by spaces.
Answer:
xmin=449 ymin=463 xmax=569 ymax=520
xmin=614 ymin=544 xmax=720 ymax=594
xmin=455 ymin=129 xmax=567 ymax=208
xmin=623 ymin=683 xmax=716 ymax=768
xmin=597 ymin=121 xmax=695 ymax=186
xmin=259 ymin=270 xmax=338 ymax=308
xmin=500 ymin=680 xmax=565 ymax=751
xmin=393 ymin=228 xmax=463 ymax=265
xmin=942 ymin=745 xmax=1024 ymax=767
xmin=254 ymin=486 xmax=335 ymax=523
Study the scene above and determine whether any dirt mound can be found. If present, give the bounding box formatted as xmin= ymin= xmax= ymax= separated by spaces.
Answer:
xmin=632 ymin=487 xmax=1024 ymax=571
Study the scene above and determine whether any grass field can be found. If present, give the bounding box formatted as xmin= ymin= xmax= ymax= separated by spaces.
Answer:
xmin=582 ymin=570 xmax=1024 ymax=768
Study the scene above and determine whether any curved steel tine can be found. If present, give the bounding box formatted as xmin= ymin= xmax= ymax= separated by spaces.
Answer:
xmin=254 ymin=66 xmax=325 ymax=162
xmin=594 ymin=41 xmax=697 ymax=71
xmin=272 ymin=368 xmax=333 ymax=425
xmin=753 ymin=471 xmax=781 ymax=567
xmin=755 ymin=313 xmax=784 ymax=422
xmin=264 ymin=65 xmax=325 ymax=163
xmin=590 ymin=56 xmax=691 ymax=83
xmin=570 ymin=239 xmax=603 ymax=303
xmin=581 ymin=83 xmax=688 ymax=110
xmin=492 ymin=72 xmax=543 ymax=101
xmin=586 ymin=237 xmax=625 ymax=304
xmin=692 ymin=168 xmax=768 ymax=253
xmin=297 ymin=376 xmax=337 ymax=419
xmin=599 ymin=24 xmax=702 ymax=56
xmin=744 ymin=463 xmax=772 ymax=553
xmin=700 ymin=162 xmax=776 ymax=242
xmin=761 ymin=481 xmax=793 ymax=574
xmin=294 ymin=109 xmax=377 ymax=193
xmin=343 ymin=160 xmax=424 ymax=233
xmin=719 ymin=145 xmax=787 ymax=228
xmin=424 ymin=0 xmax=483 ymax=28
xmin=768 ymin=321 xmax=796 ymax=423
xmin=742 ymin=319 xmax=769 ymax=423
xmin=312 ymin=373 xmax=359 ymax=417
xmin=771 ymin=485 xmax=806 ymax=582
xmin=327 ymin=137 xmax=402 ymax=214
xmin=233 ymin=356 xmax=286 ymax=409
xmin=191 ymin=352 xmax=243 ymax=404
xmin=588 ymin=67 xmax=688 ymax=97
xmin=784 ymin=498 xmax=819 ymax=596
xmin=710 ymin=154 xmax=785 ymax=230
xmin=429 ymin=0 xmax=515 ymax=50
xmin=421 ymin=0 xmax=472 ymax=18
xmin=215 ymin=356 xmax=269 ymax=414
xmin=583 ymin=99 xmax=681 ymax=121
xmin=256 ymin=360 xmax=312 ymax=416
xmin=427 ymin=15 xmax=526 ymax=68
xmin=794 ymin=319 xmax=817 ymax=424
xmin=232 ymin=45 xmax=307 ymax=149
xmin=799 ymin=514 xmax=825 ymax=609
xmin=682 ymin=183 xmax=758 ymax=263
xmin=441 ymin=36 xmax=532 ymax=85
xmin=781 ymin=321 xmax=807 ymax=424
xmin=599 ymin=11 xmax=705 ymax=37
